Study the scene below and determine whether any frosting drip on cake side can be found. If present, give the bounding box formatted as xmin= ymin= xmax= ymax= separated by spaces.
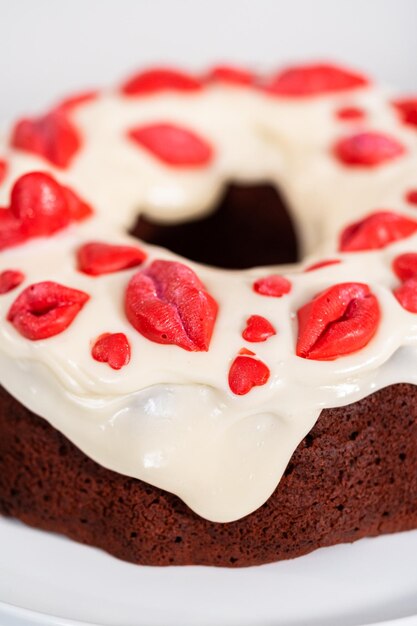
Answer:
xmin=1 ymin=71 xmax=417 ymax=522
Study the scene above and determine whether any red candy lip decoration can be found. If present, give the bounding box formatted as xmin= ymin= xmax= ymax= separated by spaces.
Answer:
xmin=0 ymin=270 xmax=25 ymax=295
xmin=11 ymin=110 xmax=81 ymax=169
xmin=333 ymin=132 xmax=405 ymax=167
xmin=125 ymin=260 xmax=218 ymax=351
xmin=405 ymin=189 xmax=417 ymax=206
xmin=0 ymin=172 xmax=93 ymax=252
xmin=55 ymin=90 xmax=98 ymax=113
xmin=77 ymin=242 xmax=147 ymax=276
xmin=305 ymin=259 xmax=341 ymax=272
xmin=92 ymin=333 xmax=131 ymax=370
xmin=204 ymin=65 xmax=256 ymax=86
xmin=253 ymin=275 xmax=291 ymax=297
xmin=339 ymin=211 xmax=417 ymax=252
xmin=228 ymin=352 xmax=270 ymax=395
xmin=264 ymin=63 xmax=368 ymax=97
xmin=121 ymin=68 xmax=202 ymax=96
xmin=335 ymin=106 xmax=366 ymax=121
xmin=392 ymin=99 xmax=417 ymax=129
xmin=10 ymin=172 xmax=71 ymax=236
xmin=242 ymin=315 xmax=276 ymax=343
xmin=0 ymin=159 xmax=7 ymax=185
xmin=394 ymin=278 xmax=417 ymax=313
xmin=128 ymin=122 xmax=214 ymax=167
xmin=392 ymin=253 xmax=417 ymax=282
xmin=7 ymin=281 xmax=90 ymax=340
xmin=296 ymin=282 xmax=380 ymax=361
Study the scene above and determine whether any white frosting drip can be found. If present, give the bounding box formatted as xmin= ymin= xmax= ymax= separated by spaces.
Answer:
xmin=1 ymin=76 xmax=417 ymax=522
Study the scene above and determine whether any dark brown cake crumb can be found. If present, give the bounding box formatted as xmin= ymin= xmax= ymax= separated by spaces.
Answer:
xmin=1 ymin=383 xmax=416 ymax=567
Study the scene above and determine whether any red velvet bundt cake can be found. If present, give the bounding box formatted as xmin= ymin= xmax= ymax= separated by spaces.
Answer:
xmin=0 ymin=63 xmax=417 ymax=566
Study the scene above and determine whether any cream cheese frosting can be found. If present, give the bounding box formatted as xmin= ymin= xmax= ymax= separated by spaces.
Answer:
xmin=1 ymin=69 xmax=417 ymax=522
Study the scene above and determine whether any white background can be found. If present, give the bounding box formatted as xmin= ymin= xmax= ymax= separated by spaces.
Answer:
xmin=0 ymin=0 xmax=416 ymax=122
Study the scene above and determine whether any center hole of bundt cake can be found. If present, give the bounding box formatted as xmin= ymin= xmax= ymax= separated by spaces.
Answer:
xmin=131 ymin=183 xmax=299 ymax=269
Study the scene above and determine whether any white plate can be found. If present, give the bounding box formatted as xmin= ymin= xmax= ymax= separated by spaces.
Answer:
xmin=0 ymin=517 xmax=417 ymax=626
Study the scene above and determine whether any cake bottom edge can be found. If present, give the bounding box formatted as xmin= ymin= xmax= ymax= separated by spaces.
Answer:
xmin=1 ymin=383 xmax=416 ymax=567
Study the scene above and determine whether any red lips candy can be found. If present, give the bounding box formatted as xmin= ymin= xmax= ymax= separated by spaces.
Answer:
xmin=11 ymin=111 xmax=81 ymax=168
xmin=77 ymin=242 xmax=147 ymax=276
xmin=0 ymin=159 xmax=7 ymax=185
xmin=125 ymin=260 xmax=218 ymax=351
xmin=333 ymin=132 xmax=405 ymax=167
xmin=392 ymin=99 xmax=417 ymax=129
xmin=0 ymin=270 xmax=25 ymax=295
xmin=121 ymin=68 xmax=202 ymax=96
xmin=340 ymin=211 xmax=417 ymax=252
xmin=8 ymin=281 xmax=89 ymax=340
xmin=0 ymin=172 xmax=93 ymax=251
xmin=296 ymin=282 xmax=380 ymax=360
xmin=265 ymin=63 xmax=368 ymax=97
xmin=128 ymin=122 xmax=213 ymax=167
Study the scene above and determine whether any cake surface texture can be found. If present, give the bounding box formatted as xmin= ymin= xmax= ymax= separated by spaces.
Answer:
xmin=1 ymin=62 xmax=417 ymax=566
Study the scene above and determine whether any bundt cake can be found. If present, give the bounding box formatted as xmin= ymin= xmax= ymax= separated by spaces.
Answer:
xmin=0 ymin=62 xmax=417 ymax=566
